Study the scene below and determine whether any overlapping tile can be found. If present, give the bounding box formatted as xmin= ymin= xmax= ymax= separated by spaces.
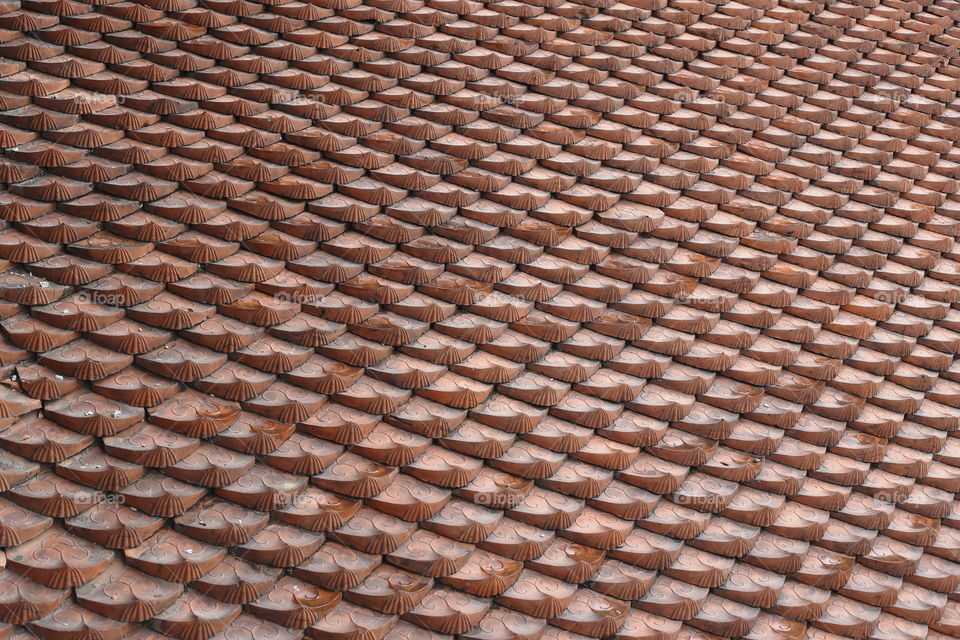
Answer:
xmin=0 ymin=0 xmax=959 ymax=638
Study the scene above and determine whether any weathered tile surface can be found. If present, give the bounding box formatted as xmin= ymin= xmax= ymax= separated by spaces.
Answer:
xmin=1 ymin=0 xmax=960 ymax=639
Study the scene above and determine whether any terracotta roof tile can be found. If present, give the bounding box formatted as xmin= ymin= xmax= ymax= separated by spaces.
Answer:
xmin=0 ymin=0 xmax=958 ymax=638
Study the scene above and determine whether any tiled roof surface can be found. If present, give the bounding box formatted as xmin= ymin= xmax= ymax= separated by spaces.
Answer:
xmin=1 ymin=0 xmax=960 ymax=638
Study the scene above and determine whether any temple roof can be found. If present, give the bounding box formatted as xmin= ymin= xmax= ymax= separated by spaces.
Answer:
xmin=0 ymin=0 xmax=960 ymax=639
